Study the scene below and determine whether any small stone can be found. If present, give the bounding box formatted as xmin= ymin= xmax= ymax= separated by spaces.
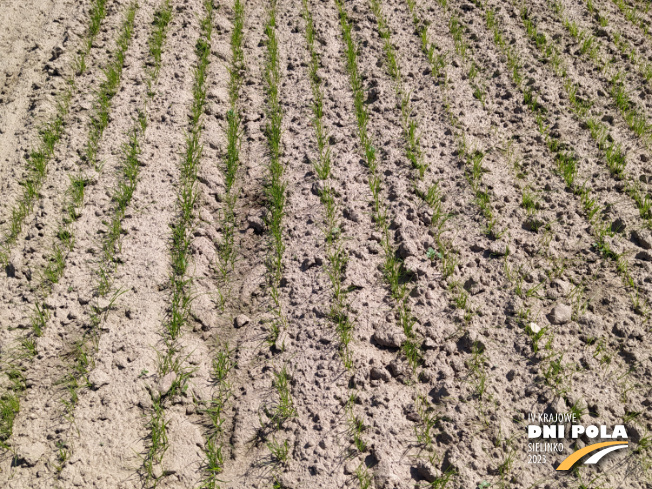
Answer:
xmin=398 ymin=238 xmax=419 ymax=258
xmin=247 ymin=215 xmax=265 ymax=233
xmin=311 ymin=181 xmax=325 ymax=196
xmin=415 ymin=460 xmax=440 ymax=483
xmin=641 ymin=154 xmax=649 ymax=163
xmin=19 ymin=442 xmax=47 ymax=467
xmin=548 ymin=304 xmax=572 ymax=325
xmin=234 ymin=314 xmax=250 ymax=328
xmin=611 ymin=217 xmax=626 ymax=234
xmin=88 ymin=370 xmax=110 ymax=390
xmin=343 ymin=206 xmax=361 ymax=223
xmin=374 ymin=460 xmax=399 ymax=488
xmin=372 ymin=330 xmax=407 ymax=348
xmin=158 ymin=372 xmax=176 ymax=396
xmin=344 ymin=459 xmax=359 ymax=475
xmin=632 ymin=229 xmax=652 ymax=249
xmin=370 ymin=367 xmax=390 ymax=382
xmin=635 ymin=250 xmax=652 ymax=261
xmin=489 ymin=241 xmax=508 ymax=256
xmin=152 ymin=464 xmax=164 ymax=480
xmin=528 ymin=322 xmax=541 ymax=334
xmin=387 ymin=360 xmax=406 ymax=378
xmin=463 ymin=277 xmax=484 ymax=295
xmin=403 ymin=256 xmax=426 ymax=276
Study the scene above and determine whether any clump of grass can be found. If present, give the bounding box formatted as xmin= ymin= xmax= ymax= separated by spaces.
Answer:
xmin=200 ymin=344 xmax=234 ymax=488
xmin=512 ymin=2 xmax=649 ymax=314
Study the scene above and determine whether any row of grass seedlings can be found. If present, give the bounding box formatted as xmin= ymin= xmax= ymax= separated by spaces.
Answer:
xmin=0 ymin=3 xmax=138 ymax=454
xmin=262 ymin=0 xmax=287 ymax=346
xmin=301 ymin=0 xmax=353 ymax=367
xmin=544 ymin=0 xmax=652 ymax=145
xmin=199 ymin=2 xmax=245 ymax=486
xmin=366 ymin=0 xmax=427 ymax=370
xmin=331 ymin=2 xmax=403 ymax=484
xmin=423 ymin=0 xmax=508 ymax=327
xmin=300 ymin=2 xmax=369 ymax=485
xmin=402 ymin=0 xmax=471 ymax=325
xmin=584 ymin=0 xmax=652 ymax=82
xmin=200 ymin=343 xmax=234 ymax=488
xmin=373 ymin=6 xmax=497 ymax=431
xmin=55 ymin=3 xmax=140 ymax=425
xmin=435 ymin=0 xmax=501 ymax=244
xmin=510 ymin=3 xmax=650 ymax=314
xmin=337 ymin=0 xmax=424 ymax=374
xmin=216 ymin=0 xmax=245 ymax=280
xmin=0 ymin=0 xmax=109 ymax=265
xmin=143 ymin=2 xmax=213 ymax=485
xmin=485 ymin=2 xmax=650 ymax=410
xmin=260 ymin=1 xmax=298 ymax=483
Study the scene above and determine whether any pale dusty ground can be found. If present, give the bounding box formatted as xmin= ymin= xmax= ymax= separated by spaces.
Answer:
xmin=0 ymin=0 xmax=650 ymax=488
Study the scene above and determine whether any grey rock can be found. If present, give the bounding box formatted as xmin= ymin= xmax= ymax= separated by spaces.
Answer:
xmin=431 ymin=382 xmax=452 ymax=402
xmin=548 ymin=304 xmax=572 ymax=325
xmin=403 ymin=256 xmax=426 ymax=276
xmin=234 ymin=314 xmax=250 ymax=328
xmin=463 ymin=277 xmax=484 ymax=295
xmin=373 ymin=460 xmax=399 ymax=488
xmin=343 ymin=206 xmax=361 ymax=223
xmin=611 ymin=217 xmax=626 ymax=234
xmin=372 ymin=330 xmax=406 ymax=348
xmin=398 ymin=238 xmax=419 ymax=258
xmin=387 ymin=360 xmax=406 ymax=378
xmin=158 ymin=372 xmax=176 ymax=396
xmin=635 ymin=250 xmax=652 ymax=261
xmin=311 ymin=181 xmax=325 ymax=196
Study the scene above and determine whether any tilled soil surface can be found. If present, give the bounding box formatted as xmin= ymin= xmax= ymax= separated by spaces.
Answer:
xmin=0 ymin=0 xmax=651 ymax=488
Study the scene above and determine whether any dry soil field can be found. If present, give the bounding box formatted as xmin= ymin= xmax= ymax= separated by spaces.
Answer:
xmin=0 ymin=0 xmax=651 ymax=487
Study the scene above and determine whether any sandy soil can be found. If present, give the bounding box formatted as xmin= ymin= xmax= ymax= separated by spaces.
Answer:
xmin=0 ymin=0 xmax=650 ymax=488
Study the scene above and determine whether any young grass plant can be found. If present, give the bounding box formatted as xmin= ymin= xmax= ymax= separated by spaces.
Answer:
xmin=545 ymin=1 xmax=652 ymax=144
xmin=262 ymin=0 xmax=288 ymax=345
